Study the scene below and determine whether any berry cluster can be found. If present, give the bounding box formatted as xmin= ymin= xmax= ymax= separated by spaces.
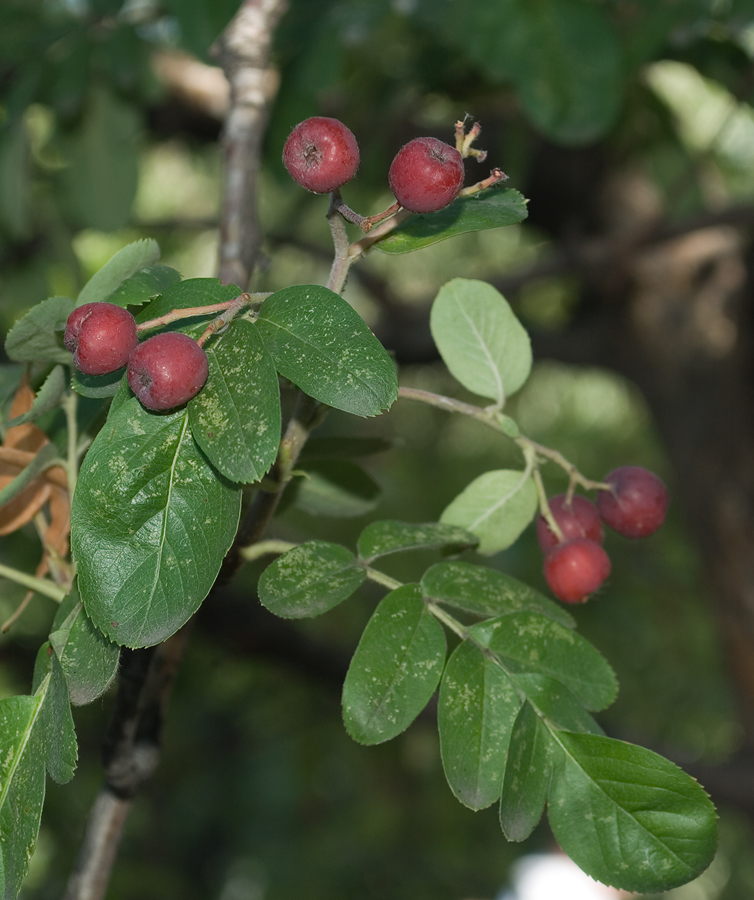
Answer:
xmin=64 ymin=302 xmax=209 ymax=411
xmin=537 ymin=467 xmax=670 ymax=604
xmin=283 ymin=116 xmax=502 ymax=217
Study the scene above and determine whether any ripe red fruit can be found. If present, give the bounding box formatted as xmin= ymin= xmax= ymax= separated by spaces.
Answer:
xmin=64 ymin=302 xmax=138 ymax=376
xmin=536 ymin=493 xmax=604 ymax=552
xmin=597 ymin=466 xmax=670 ymax=539
xmin=388 ymin=137 xmax=465 ymax=213
xmin=282 ymin=116 xmax=360 ymax=194
xmin=127 ymin=332 xmax=209 ymax=411
xmin=543 ymin=538 xmax=611 ymax=604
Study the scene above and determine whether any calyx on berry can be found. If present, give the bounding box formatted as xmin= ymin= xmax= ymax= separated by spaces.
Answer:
xmin=64 ymin=302 xmax=138 ymax=376
xmin=283 ymin=116 xmax=360 ymax=194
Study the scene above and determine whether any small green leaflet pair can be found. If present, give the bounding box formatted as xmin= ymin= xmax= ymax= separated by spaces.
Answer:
xmin=258 ymin=528 xmax=717 ymax=894
xmin=429 ymin=279 xmax=538 ymax=555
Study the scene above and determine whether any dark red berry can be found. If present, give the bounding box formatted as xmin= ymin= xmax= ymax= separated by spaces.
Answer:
xmin=127 ymin=332 xmax=209 ymax=411
xmin=536 ymin=494 xmax=604 ymax=552
xmin=283 ymin=116 xmax=360 ymax=194
xmin=64 ymin=302 xmax=138 ymax=376
xmin=597 ymin=466 xmax=669 ymax=539
xmin=388 ymin=137 xmax=465 ymax=213
xmin=543 ymin=538 xmax=611 ymax=604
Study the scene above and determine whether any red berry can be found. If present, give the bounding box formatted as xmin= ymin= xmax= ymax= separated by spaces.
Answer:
xmin=597 ymin=466 xmax=669 ymax=539
xmin=282 ymin=116 xmax=360 ymax=194
xmin=64 ymin=302 xmax=138 ymax=376
xmin=388 ymin=137 xmax=465 ymax=213
xmin=536 ymin=494 xmax=604 ymax=552
xmin=543 ymin=538 xmax=611 ymax=604
xmin=127 ymin=332 xmax=209 ymax=411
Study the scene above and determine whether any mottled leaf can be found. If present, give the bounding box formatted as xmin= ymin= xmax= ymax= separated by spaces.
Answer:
xmin=258 ymin=541 xmax=366 ymax=619
xmin=189 ymin=319 xmax=281 ymax=483
xmin=342 ymin=584 xmax=446 ymax=744
xmin=357 ymin=520 xmax=478 ymax=562
xmin=255 ymin=285 xmax=398 ymax=417
xmin=438 ymin=640 xmax=521 ymax=810
xmin=71 ymin=395 xmax=241 ymax=647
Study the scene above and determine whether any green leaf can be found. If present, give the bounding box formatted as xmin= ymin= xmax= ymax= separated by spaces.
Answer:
xmin=438 ymin=640 xmax=521 ymax=810
xmin=257 ymin=541 xmax=366 ymax=619
xmin=4 ymin=365 xmax=66 ymax=427
xmin=103 ymin=265 xmax=182 ymax=309
xmin=50 ymin=584 xmax=120 ymax=706
xmin=376 ymin=189 xmax=528 ymax=255
xmin=357 ymin=520 xmax=478 ymax=562
xmin=0 ymin=696 xmax=46 ymax=900
xmin=77 ymin=238 xmax=160 ymax=307
xmin=291 ymin=460 xmax=380 ymax=518
xmin=421 ymin=561 xmax=575 ymax=628
xmin=189 ymin=319 xmax=281 ymax=484
xmin=548 ymin=732 xmax=718 ymax=893
xmin=342 ymin=584 xmax=446 ymax=745
xmin=0 ymin=443 xmax=63 ymax=508
xmin=499 ymin=701 xmax=553 ymax=841
xmin=71 ymin=395 xmax=241 ymax=647
xmin=430 ymin=279 xmax=532 ymax=407
xmin=254 ymin=285 xmax=398 ymax=417
xmin=440 ymin=469 xmax=538 ymax=555
xmin=4 ymin=296 xmax=75 ymax=365
xmin=470 ymin=610 xmax=618 ymax=711
xmin=32 ymin=646 xmax=78 ymax=785
xmin=71 ymin=366 xmax=126 ymax=399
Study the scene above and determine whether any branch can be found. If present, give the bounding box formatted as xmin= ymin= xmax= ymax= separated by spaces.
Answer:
xmin=213 ymin=0 xmax=289 ymax=288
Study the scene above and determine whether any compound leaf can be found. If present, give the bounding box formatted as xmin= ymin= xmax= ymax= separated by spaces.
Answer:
xmin=357 ymin=520 xmax=478 ymax=562
xmin=430 ymin=279 xmax=532 ymax=407
xmin=258 ymin=541 xmax=366 ymax=619
xmin=189 ymin=319 xmax=281 ymax=484
xmin=438 ymin=640 xmax=521 ymax=810
xmin=255 ymin=285 xmax=398 ymax=417
xmin=343 ymin=584 xmax=446 ymax=744
xmin=422 ymin=560 xmax=575 ymax=628
xmin=548 ymin=732 xmax=718 ymax=893
xmin=71 ymin=395 xmax=241 ymax=647
xmin=440 ymin=469 xmax=538 ymax=555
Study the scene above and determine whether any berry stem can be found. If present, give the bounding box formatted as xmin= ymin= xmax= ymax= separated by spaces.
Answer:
xmin=531 ymin=464 xmax=565 ymax=543
xmin=457 ymin=168 xmax=508 ymax=199
xmin=330 ymin=192 xmax=401 ymax=233
xmin=196 ymin=292 xmax=256 ymax=347
xmin=515 ymin=436 xmax=611 ymax=494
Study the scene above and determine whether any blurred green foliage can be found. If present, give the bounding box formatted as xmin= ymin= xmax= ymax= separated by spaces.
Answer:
xmin=3 ymin=0 xmax=754 ymax=897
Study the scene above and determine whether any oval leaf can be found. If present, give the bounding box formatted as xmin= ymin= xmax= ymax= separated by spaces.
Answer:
xmin=422 ymin=560 xmax=575 ymax=628
xmin=499 ymin=701 xmax=553 ymax=841
xmin=50 ymin=584 xmax=120 ymax=706
xmin=438 ymin=640 xmax=521 ymax=810
xmin=257 ymin=541 xmax=366 ymax=619
xmin=189 ymin=319 xmax=281 ymax=483
xmin=440 ymin=468 xmax=537 ymax=555
xmin=4 ymin=296 xmax=75 ymax=365
xmin=104 ymin=265 xmax=182 ymax=309
xmin=342 ymin=584 xmax=446 ymax=744
xmin=357 ymin=520 xmax=478 ymax=562
xmin=430 ymin=279 xmax=532 ymax=406
xmin=548 ymin=732 xmax=718 ymax=893
xmin=376 ymin=189 xmax=528 ymax=255
xmin=71 ymin=396 xmax=241 ymax=647
xmin=471 ymin=610 xmax=618 ymax=711
xmin=255 ymin=285 xmax=398 ymax=417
